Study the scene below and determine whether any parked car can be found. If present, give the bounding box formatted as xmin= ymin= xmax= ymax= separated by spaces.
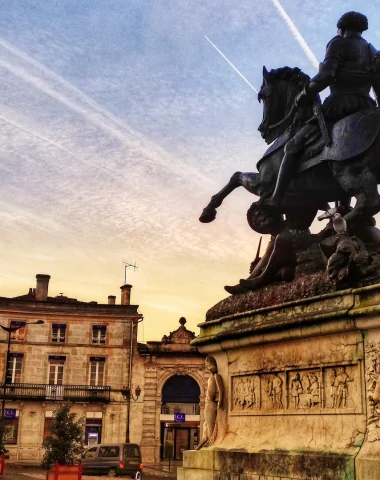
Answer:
xmin=82 ymin=442 xmax=142 ymax=478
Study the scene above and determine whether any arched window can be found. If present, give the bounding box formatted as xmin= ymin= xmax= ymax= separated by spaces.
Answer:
xmin=162 ymin=375 xmax=200 ymax=403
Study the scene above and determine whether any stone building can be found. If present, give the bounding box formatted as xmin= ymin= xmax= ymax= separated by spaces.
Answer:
xmin=130 ymin=318 xmax=207 ymax=463
xmin=0 ymin=274 xmax=142 ymax=464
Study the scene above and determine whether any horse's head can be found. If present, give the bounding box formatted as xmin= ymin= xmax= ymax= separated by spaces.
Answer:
xmin=258 ymin=66 xmax=310 ymax=144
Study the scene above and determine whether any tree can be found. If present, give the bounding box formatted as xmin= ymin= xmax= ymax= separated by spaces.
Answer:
xmin=41 ymin=403 xmax=85 ymax=469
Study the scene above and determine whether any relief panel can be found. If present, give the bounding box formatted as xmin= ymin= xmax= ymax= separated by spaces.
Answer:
xmin=230 ymin=363 xmax=362 ymax=416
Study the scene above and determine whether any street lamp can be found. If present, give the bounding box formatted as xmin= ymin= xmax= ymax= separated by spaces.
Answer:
xmin=121 ymin=385 xmax=141 ymax=443
xmin=1 ymin=320 xmax=45 ymax=417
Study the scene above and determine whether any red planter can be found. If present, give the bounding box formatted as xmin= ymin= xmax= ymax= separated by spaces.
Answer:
xmin=0 ymin=455 xmax=4 ymax=477
xmin=46 ymin=462 xmax=83 ymax=480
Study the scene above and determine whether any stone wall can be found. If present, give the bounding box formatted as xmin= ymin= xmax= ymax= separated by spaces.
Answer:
xmin=178 ymin=285 xmax=380 ymax=480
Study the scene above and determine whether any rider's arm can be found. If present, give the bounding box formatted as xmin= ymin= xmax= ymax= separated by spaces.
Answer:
xmin=304 ymin=36 xmax=342 ymax=98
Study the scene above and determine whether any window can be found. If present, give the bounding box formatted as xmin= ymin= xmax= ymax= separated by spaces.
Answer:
xmin=43 ymin=418 xmax=53 ymax=438
xmin=10 ymin=321 xmax=26 ymax=341
xmin=6 ymin=354 xmax=23 ymax=383
xmin=3 ymin=419 xmax=18 ymax=444
xmin=99 ymin=446 xmax=119 ymax=458
xmin=51 ymin=324 xmax=66 ymax=343
xmin=48 ymin=358 xmax=65 ymax=385
xmin=92 ymin=326 xmax=106 ymax=344
xmin=84 ymin=447 xmax=98 ymax=459
xmin=89 ymin=358 xmax=105 ymax=386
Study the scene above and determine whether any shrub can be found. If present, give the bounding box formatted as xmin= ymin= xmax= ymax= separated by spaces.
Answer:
xmin=41 ymin=403 xmax=85 ymax=469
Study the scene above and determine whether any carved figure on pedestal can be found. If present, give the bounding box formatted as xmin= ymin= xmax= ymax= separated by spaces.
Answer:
xmin=233 ymin=376 xmax=256 ymax=409
xmin=196 ymin=355 xmax=224 ymax=450
xmin=291 ymin=373 xmax=303 ymax=408
xmin=366 ymin=343 xmax=380 ymax=419
xmin=266 ymin=373 xmax=283 ymax=409
xmin=330 ymin=369 xmax=339 ymax=408
xmin=331 ymin=366 xmax=353 ymax=408
xmin=199 ymin=12 xmax=380 ymax=294
xmin=304 ymin=372 xmax=320 ymax=408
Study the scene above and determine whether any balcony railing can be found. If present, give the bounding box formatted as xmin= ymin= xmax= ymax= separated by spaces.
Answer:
xmin=0 ymin=383 xmax=111 ymax=403
xmin=161 ymin=403 xmax=200 ymax=415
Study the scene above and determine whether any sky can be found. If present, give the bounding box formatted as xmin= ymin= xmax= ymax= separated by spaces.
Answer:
xmin=0 ymin=0 xmax=379 ymax=342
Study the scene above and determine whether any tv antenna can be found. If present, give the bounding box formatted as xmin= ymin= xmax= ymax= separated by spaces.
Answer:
xmin=123 ymin=261 xmax=138 ymax=284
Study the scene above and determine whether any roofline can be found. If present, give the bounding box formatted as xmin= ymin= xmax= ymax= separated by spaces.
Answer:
xmin=0 ymin=297 xmax=141 ymax=316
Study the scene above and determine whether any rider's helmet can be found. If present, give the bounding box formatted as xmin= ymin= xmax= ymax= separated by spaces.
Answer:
xmin=337 ymin=11 xmax=368 ymax=33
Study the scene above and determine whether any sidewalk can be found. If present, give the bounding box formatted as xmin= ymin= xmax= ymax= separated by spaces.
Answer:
xmin=3 ymin=462 xmax=179 ymax=479
xmin=143 ymin=459 xmax=181 ymax=478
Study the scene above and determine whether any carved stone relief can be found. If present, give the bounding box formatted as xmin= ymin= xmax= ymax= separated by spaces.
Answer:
xmin=230 ymin=363 xmax=361 ymax=415
xmin=324 ymin=366 xmax=355 ymax=410
xmin=365 ymin=341 xmax=380 ymax=442
xmin=262 ymin=373 xmax=285 ymax=410
xmin=232 ymin=374 xmax=260 ymax=410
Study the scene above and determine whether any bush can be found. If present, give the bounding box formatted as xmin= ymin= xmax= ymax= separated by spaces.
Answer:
xmin=41 ymin=403 xmax=85 ymax=469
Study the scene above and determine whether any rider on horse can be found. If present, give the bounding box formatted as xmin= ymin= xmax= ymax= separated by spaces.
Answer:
xmin=266 ymin=11 xmax=380 ymax=207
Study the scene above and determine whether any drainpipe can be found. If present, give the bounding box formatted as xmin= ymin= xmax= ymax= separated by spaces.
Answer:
xmin=126 ymin=316 xmax=144 ymax=443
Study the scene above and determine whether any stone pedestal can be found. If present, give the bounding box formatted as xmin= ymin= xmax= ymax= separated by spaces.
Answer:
xmin=178 ymin=284 xmax=380 ymax=480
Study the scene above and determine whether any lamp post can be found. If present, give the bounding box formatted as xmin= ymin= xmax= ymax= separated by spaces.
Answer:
xmin=121 ymin=385 xmax=141 ymax=443
xmin=0 ymin=320 xmax=44 ymax=418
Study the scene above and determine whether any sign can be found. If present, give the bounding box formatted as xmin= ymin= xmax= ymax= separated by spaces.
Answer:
xmin=48 ymin=355 xmax=66 ymax=361
xmin=174 ymin=412 xmax=185 ymax=423
xmin=89 ymin=357 xmax=106 ymax=362
xmin=4 ymin=408 xmax=17 ymax=419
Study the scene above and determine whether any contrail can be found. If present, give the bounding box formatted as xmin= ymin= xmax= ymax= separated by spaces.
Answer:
xmin=0 ymin=274 xmax=30 ymax=282
xmin=0 ymin=114 xmax=124 ymax=182
xmin=205 ymin=35 xmax=259 ymax=94
xmin=270 ymin=0 xmax=319 ymax=70
xmin=0 ymin=40 xmax=214 ymax=186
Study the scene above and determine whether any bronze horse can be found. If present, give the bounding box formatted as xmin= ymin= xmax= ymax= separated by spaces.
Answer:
xmin=200 ymin=66 xmax=380 ymax=229
xmin=199 ymin=66 xmax=380 ymax=293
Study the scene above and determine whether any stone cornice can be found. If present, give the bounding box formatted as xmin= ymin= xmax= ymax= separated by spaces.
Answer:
xmin=0 ymin=300 xmax=141 ymax=317
xmin=192 ymin=283 xmax=380 ymax=352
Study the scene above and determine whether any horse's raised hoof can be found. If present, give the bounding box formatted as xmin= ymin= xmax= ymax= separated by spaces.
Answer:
xmin=224 ymin=284 xmax=249 ymax=295
xmin=239 ymin=278 xmax=261 ymax=290
xmin=199 ymin=207 xmax=217 ymax=223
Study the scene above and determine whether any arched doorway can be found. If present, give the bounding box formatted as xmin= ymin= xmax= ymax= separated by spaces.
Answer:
xmin=160 ymin=375 xmax=201 ymax=459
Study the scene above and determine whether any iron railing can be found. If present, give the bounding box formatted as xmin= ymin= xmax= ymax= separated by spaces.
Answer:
xmin=0 ymin=383 xmax=111 ymax=402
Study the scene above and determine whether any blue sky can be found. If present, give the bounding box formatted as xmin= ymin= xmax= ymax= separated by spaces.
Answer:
xmin=0 ymin=1 xmax=379 ymax=339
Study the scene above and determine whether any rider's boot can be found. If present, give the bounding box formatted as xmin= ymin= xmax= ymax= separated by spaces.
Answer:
xmin=265 ymin=153 xmax=298 ymax=207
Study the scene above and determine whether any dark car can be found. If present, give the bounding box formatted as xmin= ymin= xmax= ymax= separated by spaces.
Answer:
xmin=82 ymin=442 xmax=142 ymax=478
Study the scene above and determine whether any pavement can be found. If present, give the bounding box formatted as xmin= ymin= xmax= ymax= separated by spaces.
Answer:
xmin=3 ymin=462 xmax=179 ymax=479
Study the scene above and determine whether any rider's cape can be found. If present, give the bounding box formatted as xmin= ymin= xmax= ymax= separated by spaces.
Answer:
xmin=258 ymin=107 xmax=380 ymax=174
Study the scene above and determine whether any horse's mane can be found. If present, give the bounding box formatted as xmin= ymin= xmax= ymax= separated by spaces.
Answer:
xmin=265 ymin=67 xmax=310 ymax=86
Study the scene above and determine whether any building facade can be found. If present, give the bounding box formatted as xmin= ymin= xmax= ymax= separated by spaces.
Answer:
xmin=130 ymin=318 xmax=207 ymax=463
xmin=0 ymin=274 xmax=142 ymax=464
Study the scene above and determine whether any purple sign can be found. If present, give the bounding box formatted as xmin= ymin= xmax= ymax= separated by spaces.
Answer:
xmin=4 ymin=409 xmax=16 ymax=419
xmin=174 ymin=413 xmax=185 ymax=423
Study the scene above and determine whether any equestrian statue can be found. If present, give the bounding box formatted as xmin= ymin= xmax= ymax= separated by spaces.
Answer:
xmin=199 ymin=11 xmax=380 ymax=294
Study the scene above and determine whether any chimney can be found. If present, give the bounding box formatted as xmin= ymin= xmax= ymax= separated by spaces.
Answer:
xmin=120 ymin=284 xmax=132 ymax=305
xmin=108 ymin=295 xmax=116 ymax=305
xmin=35 ymin=274 xmax=51 ymax=301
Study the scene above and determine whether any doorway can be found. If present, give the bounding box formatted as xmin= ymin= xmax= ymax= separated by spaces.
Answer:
xmin=161 ymin=423 xmax=199 ymax=460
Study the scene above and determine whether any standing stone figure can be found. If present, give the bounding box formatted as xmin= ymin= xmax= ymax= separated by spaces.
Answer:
xmin=271 ymin=373 xmax=284 ymax=409
xmin=196 ymin=355 xmax=224 ymax=450
xmin=291 ymin=373 xmax=303 ymax=408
